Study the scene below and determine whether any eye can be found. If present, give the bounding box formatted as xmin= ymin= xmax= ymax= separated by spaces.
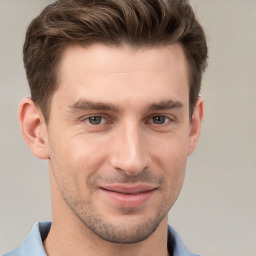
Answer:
xmin=86 ymin=116 xmax=106 ymax=125
xmin=151 ymin=115 xmax=170 ymax=125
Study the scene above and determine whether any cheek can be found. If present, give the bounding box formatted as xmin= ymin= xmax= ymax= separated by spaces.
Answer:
xmin=149 ymin=134 xmax=188 ymax=192
xmin=150 ymin=131 xmax=189 ymax=167
xmin=48 ymin=136 xmax=105 ymax=200
xmin=158 ymin=148 xmax=187 ymax=206
xmin=162 ymin=151 xmax=187 ymax=191
xmin=59 ymin=135 xmax=109 ymax=177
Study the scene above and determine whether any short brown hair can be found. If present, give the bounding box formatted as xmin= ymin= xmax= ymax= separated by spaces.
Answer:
xmin=24 ymin=0 xmax=208 ymax=122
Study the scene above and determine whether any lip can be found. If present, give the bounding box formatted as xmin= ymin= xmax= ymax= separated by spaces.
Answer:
xmin=99 ymin=184 xmax=157 ymax=208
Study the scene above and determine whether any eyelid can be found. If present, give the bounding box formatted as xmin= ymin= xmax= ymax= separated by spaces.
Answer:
xmin=151 ymin=116 xmax=169 ymax=125
xmin=146 ymin=114 xmax=176 ymax=124
xmin=86 ymin=116 xmax=106 ymax=125
xmin=79 ymin=113 xmax=113 ymax=126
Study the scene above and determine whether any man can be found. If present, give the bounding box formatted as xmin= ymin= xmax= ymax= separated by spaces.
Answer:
xmin=4 ymin=0 xmax=207 ymax=255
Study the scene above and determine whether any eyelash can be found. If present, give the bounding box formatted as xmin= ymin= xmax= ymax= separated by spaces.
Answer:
xmin=148 ymin=115 xmax=173 ymax=125
xmin=81 ymin=114 xmax=174 ymax=127
xmin=83 ymin=116 xmax=108 ymax=126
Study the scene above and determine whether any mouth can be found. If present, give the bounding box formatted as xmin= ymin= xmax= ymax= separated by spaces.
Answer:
xmin=99 ymin=184 xmax=157 ymax=208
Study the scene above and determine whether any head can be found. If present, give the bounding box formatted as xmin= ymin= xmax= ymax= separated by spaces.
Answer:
xmin=24 ymin=0 xmax=207 ymax=122
xmin=20 ymin=0 xmax=208 ymax=246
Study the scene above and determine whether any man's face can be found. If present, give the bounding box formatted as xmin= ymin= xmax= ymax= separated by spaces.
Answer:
xmin=46 ymin=44 xmax=197 ymax=243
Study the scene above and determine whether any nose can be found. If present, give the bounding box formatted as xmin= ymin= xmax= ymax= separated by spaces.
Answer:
xmin=109 ymin=123 xmax=149 ymax=176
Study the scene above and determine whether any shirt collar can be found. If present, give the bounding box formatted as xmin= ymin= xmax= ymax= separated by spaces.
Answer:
xmin=4 ymin=222 xmax=199 ymax=256
xmin=168 ymin=225 xmax=199 ymax=256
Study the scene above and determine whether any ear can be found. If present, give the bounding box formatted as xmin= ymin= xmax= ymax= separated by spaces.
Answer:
xmin=187 ymin=97 xmax=204 ymax=156
xmin=18 ymin=98 xmax=49 ymax=159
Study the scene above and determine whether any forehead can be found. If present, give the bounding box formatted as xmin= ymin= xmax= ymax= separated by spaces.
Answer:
xmin=59 ymin=43 xmax=189 ymax=79
xmin=54 ymin=43 xmax=189 ymax=109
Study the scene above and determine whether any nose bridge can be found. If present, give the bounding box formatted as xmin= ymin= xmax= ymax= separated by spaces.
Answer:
xmin=110 ymin=121 xmax=148 ymax=175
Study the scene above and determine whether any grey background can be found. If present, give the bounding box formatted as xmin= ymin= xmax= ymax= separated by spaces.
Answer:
xmin=0 ymin=0 xmax=255 ymax=255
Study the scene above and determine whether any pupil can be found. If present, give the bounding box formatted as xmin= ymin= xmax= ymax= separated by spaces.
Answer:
xmin=153 ymin=116 xmax=165 ymax=124
xmin=89 ymin=116 xmax=101 ymax=125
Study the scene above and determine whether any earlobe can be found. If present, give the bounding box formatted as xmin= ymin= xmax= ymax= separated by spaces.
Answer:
xmin=18 ymin=98 xmax=49 ymax=159
xmin=187 ymin=98 xmax=204 ymax=156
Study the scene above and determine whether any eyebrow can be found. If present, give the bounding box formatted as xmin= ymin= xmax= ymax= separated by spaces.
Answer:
xmin=68 ymin=99 xmax=120 ymax=113
xmin=68 ymin=98 xmax=183 ymax=113
xmin=148 ymin=100 xmax=184 ymax=111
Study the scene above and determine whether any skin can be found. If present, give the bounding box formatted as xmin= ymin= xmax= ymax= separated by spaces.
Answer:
xmin=19 ymin=43 xmax=204 ymax=256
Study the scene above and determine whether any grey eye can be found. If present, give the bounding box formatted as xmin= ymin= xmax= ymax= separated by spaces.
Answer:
xmin=88 ymin=116 xmax=103 ymax=125
xmin=152 ymin=116 xmax=167 ymax=124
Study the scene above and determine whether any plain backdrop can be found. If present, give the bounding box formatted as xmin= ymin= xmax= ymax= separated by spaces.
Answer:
xmin=0 ymin=1 xmax=255 ymax=255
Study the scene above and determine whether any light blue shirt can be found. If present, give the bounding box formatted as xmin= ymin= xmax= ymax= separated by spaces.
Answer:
xmin=3 ymin=222 xmax=199 ymax=256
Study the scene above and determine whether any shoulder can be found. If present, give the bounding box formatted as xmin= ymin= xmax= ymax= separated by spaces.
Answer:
xmin=3 ymin=222 xmax=51 ymax=256
xmin=168 ymin=225 xmax=200 ymax=256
